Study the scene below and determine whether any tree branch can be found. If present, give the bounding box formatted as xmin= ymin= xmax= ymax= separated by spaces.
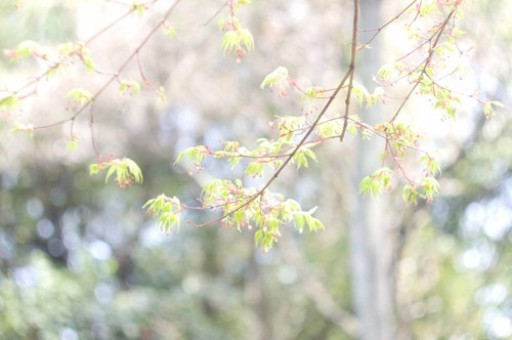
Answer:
xmin=340 ymin=0 xmax=359 ymax=142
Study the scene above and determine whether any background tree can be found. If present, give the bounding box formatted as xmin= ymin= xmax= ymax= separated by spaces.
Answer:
xmin=0 ymin=0 xmax=510 ymax=339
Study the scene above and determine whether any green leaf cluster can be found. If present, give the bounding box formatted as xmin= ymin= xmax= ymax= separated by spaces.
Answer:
xmin=143 ymin=194 xmax=181 ymax=232
xmin=360 ymin=167 xmax=393 ymax=196
xmin=66 ymin=87 xmax=93 ymax=105
xmin=293 ymin=147 xmax=318 ymax=169
xmin=4 ymin=40 xmax=41 ymax=61
xmin=175 ymin=145 xmax=211 ymax=166
xmin=221 ymin=18 xmax=254 ymax=57
xmin=196 ymin=178 xmax=324 ymax=250
xmin=119 ymin=80 xmax=141 ymax=96
xmin=260 ymin=66 xmax=289 ymax=95
xmin=90 ymin=157 xmax=143 ymax=189
xmin=402 ymin=175 xmax=439 ymax=204
xmin=377 ymin=123 xmax=419 ymax=156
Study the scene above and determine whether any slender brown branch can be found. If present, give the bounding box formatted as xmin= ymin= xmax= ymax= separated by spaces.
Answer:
xmin=339 ymin=0 xmax=359 ymax=142
xmin=89 ymin=102 xmax=99 ymax=156
xmin=360 ymin=0 xmax=418 ymax=49
xmin=84 ymin=7 xmax=135 ymax=45
xmin=202 ymin=0 xmax=229 ymax=26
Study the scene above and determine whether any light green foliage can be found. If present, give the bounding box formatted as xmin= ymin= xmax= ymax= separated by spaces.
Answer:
xmin=90 ymin=157 xmax=143 ymax=189
xmin=351 ymin=83 xmax=369 ymax=106
xmin=175 ymin=145 xmax=211 ymax=166
xmin=402 ymin=184 xmax=418 ymax=204
xmin=293 ymin=147 xmax=318 ymax=169
xmin=119 ymin=80 xmax=141 ymax=96
xmin=0 ymin=95 xmax=21 ymax=109
xmin=315 ymin=119 xmax=344 ymax=139
xmin=377 ymin=123 xmax=419 ymax=157
xmin=217 ymin=0 xmax=254 ymax=60
xmin=360 ymin=167 xmax=393 ymax=196
xmin=260 ymin=66 xmax=289 ymax=95
xmin=221 ymin=28 xmax=254 ymax=55
xmin=366 ymin=87 xmax=384 ymax=107
xmin=132 ymin=1 xmax=146 ymax=16
xmin=74 ymin=44 xmax=96 ymax=72
xmin=143 ymin=194 xmax=181 ymax=232
xmin=66 ymin=87 xmax=93 ymax=105
xmin=66 ymin=139 xmax=78 ymax=151
xmin=220 ymin=15 xmax=254 ymax=60
xmin=260 ymin=66 xmax=288 ymax=89
xmin=300 ymin=87 xmax=325 ymax=113
xmin=421 ymin=154 xmax=442 ymax=176
xmin=483 ymin=100 xmax=504 ymax=118
xmin=10 ymin=122 xmax=34 ymax=137
xmin=163 ymin=25 xmax=176 ymax=39
xmin=4 ymin=40 xmax=41 ymax=61
xmin=272 ymin=116 xmax=305 ymax=142
xmin=151 ymin=136 xmax=323 ymax=249
xmin=401 ymin=176 xmax=440 ymax=204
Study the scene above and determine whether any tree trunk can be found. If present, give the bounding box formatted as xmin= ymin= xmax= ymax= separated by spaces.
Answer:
xmin=348 ymin=0 xmax=395 ymax=339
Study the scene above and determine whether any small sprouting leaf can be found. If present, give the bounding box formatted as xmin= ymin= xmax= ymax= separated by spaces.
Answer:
xmin=260 ymin=66 xmax=289 ymax=89
xmin=294 ymin=214 xmax=306 ymax=232
xmin=119 ymin=80 xmax=141 ymax=95
xmin=351 ymin=83 xmax=368 ymax=106
xmin=377 ymin=63 xmax=393 ymax=81
xmin=359 ymin=175 xmax=381 ymax=196
xmin=367 ymin=87 xmax=384 ymax=107
xmin=66 ymin=140 xmax=78 ymax=151
xmin=11 ymin=123 xmax=34 ymax=137
xmin=66 ymin=88 xmax=93 ymax=104
xmin=82 ymin=55 xmax=96 ymax=72
xmin=89 ymin=163 xmax=100 ymax=175
xmin=239 ymin=28 xmax=254 ymax=51
xmin=89 ymin=157 xmax=143 ymax=189
xmin=0 ymin=95 xmax=21 ymax=108
xmin=294 ymin=148 xmax=318 ymax=169
xmin=144 ymin=194 xmax=182 ymax=232
xmin=403 ymin=185 xmax=418 ymax=204
xmin=132 ymin=1 xmax=146 ymax=16
xmin=4 ymin=40 xmax=40 ymax=60
xmin=163 ymin=26 xmax=176 ymax=39
xmin=245 ymin=162 xmax=264 ymax=177
xmin=421 ymin=154 xmax=441 ymax=176
xmin=222 ymin=31 xmax=239 ymax=54
xmin=175 ymin=145 xmax=209 ymax=166
xmin=422 ymin=176 xmax=439 ymax=202
xmin=483 ymin=101 xmax=504 ymax=119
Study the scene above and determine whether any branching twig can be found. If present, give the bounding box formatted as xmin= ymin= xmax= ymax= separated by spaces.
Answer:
xmin=389 ymin=5 xmax=459 ymax=123
xmin=33 ymin=0 xmax=183 ymax=130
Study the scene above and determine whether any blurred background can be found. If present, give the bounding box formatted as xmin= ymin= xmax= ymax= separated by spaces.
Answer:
xmin=0 ymin=0 xmax=511 ymax=339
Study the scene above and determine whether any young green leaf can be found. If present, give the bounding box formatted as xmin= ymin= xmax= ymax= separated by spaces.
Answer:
xmin=260 ymin=67 xmax=288 ymax=90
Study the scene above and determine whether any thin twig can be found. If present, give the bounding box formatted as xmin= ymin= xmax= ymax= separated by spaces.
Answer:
xmin=360 ymin=0 xmax=418 ymax=49
xmin=339 ymin=0 xmax=359 ymax=142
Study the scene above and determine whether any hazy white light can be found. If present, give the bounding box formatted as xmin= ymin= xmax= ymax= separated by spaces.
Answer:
xmin=484 ymin=308 xmax=512 ymax=339
xmin=89 ymin=240 xmax=112 ymax=261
